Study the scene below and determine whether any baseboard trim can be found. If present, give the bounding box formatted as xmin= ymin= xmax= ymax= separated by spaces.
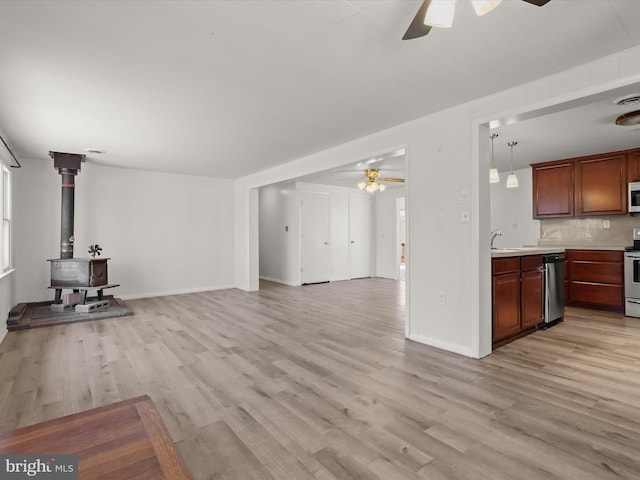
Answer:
xmin=119 ymin=284 xmax=235 ymax=301
xmin=407 ymin=333 xmax=474 ymax=358
xmin=259 ymin=276 xmax=300 ymax=287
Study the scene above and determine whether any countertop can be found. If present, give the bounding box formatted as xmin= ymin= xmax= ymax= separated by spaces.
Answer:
xmin=491 ymin=247 xmax=565 ymax=258
xmin=490 ymin=244 xmax=627 ymax=258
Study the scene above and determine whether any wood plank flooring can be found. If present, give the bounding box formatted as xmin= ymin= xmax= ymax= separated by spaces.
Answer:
xmin=0 ymin=394 xmax=191 ymax=479
xmin=1 ymin=278 xmax=639 ymax=480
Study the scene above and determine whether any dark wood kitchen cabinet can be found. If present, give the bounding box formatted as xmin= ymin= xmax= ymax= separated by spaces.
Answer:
xmin=575 ymin=152 xmax=626 ymax=216
xmin=520 ymin=256 xmax=545 ymax=329
xmin=532 ymin=148 xmax=632 ymax=218
xmin=626 ymin=148 xmax=640 ymax=182
xmin=492 ymin=255 xmax=545 ymax=347
xmin=566 ymin=249 xmax=624 ymax=312
xmin=532 ymin=160 xmax=574 ymax=218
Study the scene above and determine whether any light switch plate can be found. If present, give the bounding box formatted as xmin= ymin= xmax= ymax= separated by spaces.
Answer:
xmin=461 ymin=209 xmax=471 ymax=223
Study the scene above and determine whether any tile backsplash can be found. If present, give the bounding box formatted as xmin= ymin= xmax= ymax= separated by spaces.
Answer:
xmin=538 ymin=215 xmax=640 ymax=247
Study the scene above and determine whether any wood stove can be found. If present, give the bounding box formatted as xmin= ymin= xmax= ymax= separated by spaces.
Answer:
xmin=48 ymin=151 xmax=112 ymax=305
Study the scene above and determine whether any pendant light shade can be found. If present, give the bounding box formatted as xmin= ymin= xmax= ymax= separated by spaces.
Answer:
xmin=489 ymin=133 xmax=499 ymax=183
xmin=506 ymin=173 xmax=519 ymax=188
xmin=506 ymin=141 xmax=519 ymax=189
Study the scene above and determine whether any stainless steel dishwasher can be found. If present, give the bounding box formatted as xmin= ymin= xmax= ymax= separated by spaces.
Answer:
xmin=543 ymin=253 xmax=565 ymax=323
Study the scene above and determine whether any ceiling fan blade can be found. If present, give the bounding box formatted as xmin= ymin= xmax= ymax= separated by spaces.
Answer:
xmin=379 ymin=177 xmax=405 ymax=183
xmin=402 ymin=0 xmax=432 ymax=41
xmin=521 ymin=0 xmax=551 ymax=6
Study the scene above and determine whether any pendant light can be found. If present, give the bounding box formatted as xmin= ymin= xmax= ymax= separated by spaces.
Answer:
xmin=489 ymin=133 xmax=499 ymax=183
xmin=506 ymin=141 xmax=519 ymax=188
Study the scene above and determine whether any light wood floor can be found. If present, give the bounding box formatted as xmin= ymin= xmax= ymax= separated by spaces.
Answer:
xmin=1 ymin=278 xmax=639 ymax=480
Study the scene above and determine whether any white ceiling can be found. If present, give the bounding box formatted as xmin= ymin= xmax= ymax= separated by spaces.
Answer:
xmin=1 ymin=1 xmax=640 ymax=178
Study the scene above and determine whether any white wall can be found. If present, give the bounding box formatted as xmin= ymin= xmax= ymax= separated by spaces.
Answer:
xmin=13 ymin=159 xmax=235 ymax=302
xmin=375 ymin=189 xmax=405 ymax=279
xmin=490 ymin=166 xmax=540 ymax=248
xmin=235 ymin=46 xmax=640 ymax=359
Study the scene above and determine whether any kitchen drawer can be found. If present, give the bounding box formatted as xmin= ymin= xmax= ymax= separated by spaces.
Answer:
xmin=521 ymin=255 xmax=543 ymax=271
xmin=569 ymin=282 xmax=623 ymax=308
xmin=492 ymin=257 xmax=520 ymax=275
xmin=571 ymin=261 xmax=623 ymax=285
xmin=567 ymin=250 xmax=623 ymax=262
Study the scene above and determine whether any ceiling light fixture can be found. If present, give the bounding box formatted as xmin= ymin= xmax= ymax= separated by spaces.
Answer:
xmin=471 ymin=0 xmax=503 ymax=16
xmin=615 ymin=110 xmax=640 ymax=126
xmin=357 ymin=168 xmax=404 ymax=193
xmin=424 ymin=0 xmax=502 ymax=29
xmin=424 ymin=0 xmax=456 ymax=28
xmin=489 ymin=132 xmax=499 ymax=183
xmin=506 ymin=141 xmax=519 ymax=188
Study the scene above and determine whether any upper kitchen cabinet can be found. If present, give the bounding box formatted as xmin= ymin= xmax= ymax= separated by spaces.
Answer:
xmin=532 ymin=148 xmax=631 ymax=218
xmin=627 ymin=148 xmax=640 ymax=182
xmin=575 ymin=152 xmax=626 ymax=216
xmin=532 ymin=160 xmax=574 ymax=218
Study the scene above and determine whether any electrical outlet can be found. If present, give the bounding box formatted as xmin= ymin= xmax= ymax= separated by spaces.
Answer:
xmin=439 ymin=292 xmax=446 ymax=304
xmin=603 ymin=220 xmax=610 ymax=229
xmin=461 ymin=209 xmax=471 ymax=224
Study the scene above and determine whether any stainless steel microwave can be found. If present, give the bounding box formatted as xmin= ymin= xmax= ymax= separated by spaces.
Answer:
xmin=630 ymin=182 xmax=640 ymax=213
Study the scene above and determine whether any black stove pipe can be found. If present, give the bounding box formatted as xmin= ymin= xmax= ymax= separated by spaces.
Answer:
xmin=60 ymin=169 xmax=76 ymax=259
xmin=50 ymin=152 xmax=84 ymax=259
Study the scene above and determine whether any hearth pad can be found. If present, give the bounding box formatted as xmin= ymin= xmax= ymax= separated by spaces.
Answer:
xmin=7 ymin=296 xmax=133 ymax=331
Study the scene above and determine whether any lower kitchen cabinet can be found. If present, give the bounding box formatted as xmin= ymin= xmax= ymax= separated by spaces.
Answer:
xmin=566 ymin=249 xmax=624 ymax=311
xmin=492 ymin=255 xmax=545 ymax=346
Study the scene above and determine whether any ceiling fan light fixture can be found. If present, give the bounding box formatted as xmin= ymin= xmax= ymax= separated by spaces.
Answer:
xmin=424 ymin=0 xmax=456 ymax=28
xmin=358 ymin=181 xmax=367 ymax=190
xmin=365 ymin=182 xmax=378 ymax=193
xmin=471 ymin=0 xmax=502 ymax=16
xmin=378 ymin=183 xmax=386 ymax=192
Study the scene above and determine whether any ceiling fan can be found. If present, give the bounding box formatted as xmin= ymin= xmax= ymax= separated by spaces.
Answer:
xmin=402 ymin=0 xmax=551 ymax=41
xmin=358 ymin=169 xmax=405 ymax=193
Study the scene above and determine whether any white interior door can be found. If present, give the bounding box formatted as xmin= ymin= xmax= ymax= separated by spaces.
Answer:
xmin=301 ymin=191 xmax=330 ymax=284
xmin=349 ymin=194 xmax=372 ymax=279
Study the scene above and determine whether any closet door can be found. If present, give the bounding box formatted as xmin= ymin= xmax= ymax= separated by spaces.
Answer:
xmin=349 ymin=194 xmax=372 ymax=279
xmin=300 ymin=191 xmax=330 ymax=284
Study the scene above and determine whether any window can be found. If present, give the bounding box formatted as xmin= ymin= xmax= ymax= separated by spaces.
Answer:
xmin=0 ymin=165 xmax=10 ymax=272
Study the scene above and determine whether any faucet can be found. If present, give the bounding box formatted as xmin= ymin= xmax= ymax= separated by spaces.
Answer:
xmin=490 ymin=229 xmax=503 ymax=249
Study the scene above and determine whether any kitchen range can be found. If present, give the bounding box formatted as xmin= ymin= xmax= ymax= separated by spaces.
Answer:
xmin=624 ymin=228 xmax=640 ymax=317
